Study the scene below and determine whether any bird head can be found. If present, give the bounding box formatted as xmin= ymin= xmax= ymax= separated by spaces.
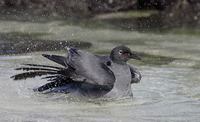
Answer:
xmin=110 ymin=45 xmax=141 ymax=63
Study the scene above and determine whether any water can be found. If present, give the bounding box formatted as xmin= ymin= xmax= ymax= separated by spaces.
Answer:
xmin=0 ymin=53 xmax=200 ymax=122
xmin=0 ymin=20 xmax=200 ymax=122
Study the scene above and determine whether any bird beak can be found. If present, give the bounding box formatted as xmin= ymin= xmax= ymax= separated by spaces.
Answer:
xmin=130 ymin=52 xmax=141 ymax=60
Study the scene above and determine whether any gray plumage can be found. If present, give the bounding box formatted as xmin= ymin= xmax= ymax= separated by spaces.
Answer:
xmin=11 ymin=46 xmax=142 ymax=98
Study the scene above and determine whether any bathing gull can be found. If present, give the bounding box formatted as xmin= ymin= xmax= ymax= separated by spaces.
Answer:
xmin=11 ymin=45 xmax=142 ymax=98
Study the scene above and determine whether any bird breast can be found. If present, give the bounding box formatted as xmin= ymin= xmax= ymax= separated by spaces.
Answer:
xmin=106 ymin=62 xmax=132 ymax=97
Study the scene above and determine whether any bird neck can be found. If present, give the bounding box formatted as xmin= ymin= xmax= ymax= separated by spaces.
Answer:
xmin=110 ymin=58 xmax=126 ymax=65
xmin=110 ymin=55 xmax=126 ymax=65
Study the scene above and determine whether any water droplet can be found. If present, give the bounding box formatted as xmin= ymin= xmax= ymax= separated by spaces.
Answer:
xmin=194 ymin=16 xmax=198 ymax=20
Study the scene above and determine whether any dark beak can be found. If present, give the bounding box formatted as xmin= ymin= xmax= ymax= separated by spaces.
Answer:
xmin=130 ymin=52 xmax=141 ymax=60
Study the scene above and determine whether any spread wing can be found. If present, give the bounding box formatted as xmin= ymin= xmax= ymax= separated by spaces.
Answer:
xmin=128 ymin=64 xmax=141 ymax=84
xmin=66 ymin=47 xmax=115 ymax=86
xmin=42 ymin=54 xmax=68 ymax=66
xmin=11 ymin=47 xmax=115 ymax=94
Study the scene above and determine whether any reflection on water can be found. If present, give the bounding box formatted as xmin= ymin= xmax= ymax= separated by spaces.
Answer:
xmin=0 ymin=53 xmax=200 ymax=122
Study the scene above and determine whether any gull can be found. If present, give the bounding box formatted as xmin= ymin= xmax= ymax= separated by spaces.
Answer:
xmin=11 ymin=45 xmax=142 ymax=98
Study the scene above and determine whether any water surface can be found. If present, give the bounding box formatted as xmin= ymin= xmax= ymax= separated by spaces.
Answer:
xmin=0 ymin=52 xmax=200 ymax=122
xmin=0 ymin=20 xmax=200 ymax=122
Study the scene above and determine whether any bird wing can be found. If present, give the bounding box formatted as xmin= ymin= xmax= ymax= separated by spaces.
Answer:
xmin=66 ymin=47 xmax=115 ymax=86
xmin=11 ymin=48 xmax=115 ymax=92
xmin=128 ymin=64 xmax=142 ymax=84
xmin=42 ymin=54 xmax=68 ymax=67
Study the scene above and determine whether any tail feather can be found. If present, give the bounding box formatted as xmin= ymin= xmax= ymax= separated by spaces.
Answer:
xmin=11 ymin=71 xmax=58 ymax=80
xmin=15 ymin=67 xmax=58 ymax=72
xmin=11 ymin=63 xmax=72 ymax=81
xmin=34 ymin=74 xmax=74 ymax=92
xmin=22 ymin=64 xmax=63 ymax=70
xmin=46 ymin=75 xmax=67 ymax=82
xmin=35 ymin=80 xmax=68 ymax=92
xmin=41 ymin=75 xmax=58 ymax=79
xmin=11 ymin=55 xmax=77 ymax=93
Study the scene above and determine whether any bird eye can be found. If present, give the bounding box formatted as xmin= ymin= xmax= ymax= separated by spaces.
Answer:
xmin=118 ymin=50 xmax=123 ymax=55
